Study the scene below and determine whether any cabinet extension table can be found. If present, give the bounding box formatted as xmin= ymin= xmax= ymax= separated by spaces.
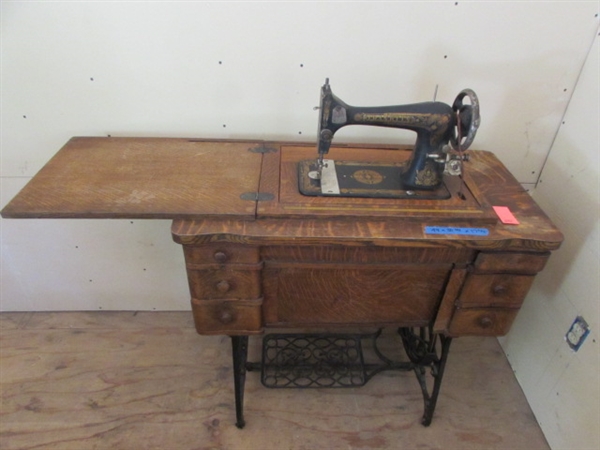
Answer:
xmin=1 ymin=137 xmax=563 ymax=428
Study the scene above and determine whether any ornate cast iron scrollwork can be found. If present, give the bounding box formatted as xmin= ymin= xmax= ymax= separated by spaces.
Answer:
xmin=398 ymin=326 xmax=453 ymax=426
xmin=232 ymin=327 xmax=453 ymax=428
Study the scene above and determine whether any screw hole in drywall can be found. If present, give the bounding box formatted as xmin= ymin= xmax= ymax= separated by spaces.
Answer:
xmin=219 ymin=61 xmax=222 ymax=65
xmin=223 ymin=124 xmax=227 ymax=128
xmin=300 ymin=64 xmax=304 ymax=67
xmin=444 ymin=55 xmax=448 ymax=59
xmin=298 ymin=131 xmax=302 ymax=135
xmin=23 ymin=115 xmax=27 ymax=119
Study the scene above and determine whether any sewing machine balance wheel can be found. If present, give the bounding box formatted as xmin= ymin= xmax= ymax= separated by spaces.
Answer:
xmin=450 ymin=89 xmax=481 ymax=152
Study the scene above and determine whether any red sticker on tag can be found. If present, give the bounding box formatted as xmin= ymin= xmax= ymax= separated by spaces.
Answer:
xmin=493 ymin=206 xmax=519 ymax=225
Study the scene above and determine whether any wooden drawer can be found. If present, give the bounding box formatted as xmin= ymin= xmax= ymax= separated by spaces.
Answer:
xmin=447 ymin=308 xmax=519 ymax=336
xmin=184 ymin=243 xmax=260 ymax=266
xmin=187 ymin=267 xmax=261 ymax=300
xmin=474 ymin=252 xmax=550 ymax=274
xmin=262 ymin=246 xmax=475 ymax=265
xmin=191 ymin=298 xmax=263 ymax=335
xmin=262 ymin=265 xmax=450 ymax=327
xmin=458 ymin=274 xmax=535 ymax=308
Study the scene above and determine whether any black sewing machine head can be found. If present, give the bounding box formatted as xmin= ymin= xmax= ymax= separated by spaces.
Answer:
xmin=298 ymin=79 xmax=480 ymax=199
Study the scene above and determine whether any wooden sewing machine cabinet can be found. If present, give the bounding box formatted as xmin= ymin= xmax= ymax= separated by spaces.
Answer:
xmin=1 ymin=137 xmax=563 ymax=428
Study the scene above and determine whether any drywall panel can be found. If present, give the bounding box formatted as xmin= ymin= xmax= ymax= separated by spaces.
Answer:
xmin=499 ymin=25 xmax=600 ymax=450
xmin=1 ymin=177 xmax=189 ymax=311
xmin=1 ymin=2 xmax=598 ymax=182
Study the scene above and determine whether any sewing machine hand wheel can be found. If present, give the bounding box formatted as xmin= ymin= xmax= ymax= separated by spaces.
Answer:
xmin=450 ymin=89 xmax=480 ymax=151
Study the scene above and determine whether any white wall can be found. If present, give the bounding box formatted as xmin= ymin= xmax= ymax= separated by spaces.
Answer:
xmin=1 ymin=3 xmax=599 ymax=447
xmin=498 ymin=24 xmax=600 ymax=450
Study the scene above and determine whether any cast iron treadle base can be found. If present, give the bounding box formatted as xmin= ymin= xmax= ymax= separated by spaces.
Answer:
xmin=260 ymin=333 xmax=372 ymax=388
xmin=233 ymin=327 xmax=452 ymax=429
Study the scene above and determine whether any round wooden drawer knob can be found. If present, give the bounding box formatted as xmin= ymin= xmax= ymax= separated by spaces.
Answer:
xmin=479 ymin=316 xmax=494 ymax=329
xmin=216 ymin=280 xmax=231 ymax=293
xmin=213 ymin=251 xmax=228 ymax=263
xmin=492 ymin=285 xmax=507 ymax=296
xmin=218 ymin=310 xmax=235 ymax=324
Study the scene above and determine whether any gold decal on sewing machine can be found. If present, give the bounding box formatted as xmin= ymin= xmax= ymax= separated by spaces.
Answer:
xmin=415 ymin=162 xmax=438 ymax=187
xmin=351 ymin=169 xmax=385 ymax=185
xmin=354 ymin=113 xmax=450 ymax=128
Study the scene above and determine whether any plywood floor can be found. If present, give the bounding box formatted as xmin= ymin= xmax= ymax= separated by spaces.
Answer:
xmin=0 ymin=312 xmax=549 ymax=450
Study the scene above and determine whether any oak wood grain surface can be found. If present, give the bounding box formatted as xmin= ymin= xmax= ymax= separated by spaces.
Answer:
xmin=171 ymin=216 xmax=562 ymax=252
xmin=261 ymin=145 xmax=498 ymax=222
xmin=1 ymin=137 xmax=264 ymax=219
xmin=1 ymin=137 xmax=564 ymax=254
xmin=171 ymin=142 xmax=563 ymax=252
xmin=262 ymin=265 xmax=450 ymax=327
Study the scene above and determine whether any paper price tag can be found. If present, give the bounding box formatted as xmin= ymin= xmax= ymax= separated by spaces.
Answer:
xmin=493 ymin=206 xmax=519 ymax=225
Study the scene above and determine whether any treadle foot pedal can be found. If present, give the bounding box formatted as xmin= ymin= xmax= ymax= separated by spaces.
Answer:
xmin=260 ymin=333 xmax=367 ymax=388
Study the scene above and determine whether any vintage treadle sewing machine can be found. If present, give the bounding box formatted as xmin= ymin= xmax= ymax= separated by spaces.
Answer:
xmin=298 ymin=78 xmax=480 ymax=199
xmin=1 ymin=79 xmax=562 ymax=430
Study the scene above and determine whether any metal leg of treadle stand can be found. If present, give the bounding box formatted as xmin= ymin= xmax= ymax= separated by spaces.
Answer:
xmin=420 ymin=335 xmax=452 ymax=426
xmin=231 ymin=336 xmax=249 ymax=429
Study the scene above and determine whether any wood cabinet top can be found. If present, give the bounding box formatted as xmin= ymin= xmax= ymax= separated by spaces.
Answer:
xmin=1 ymin=137 xmax=563 ymax=251
xmin=1 ymin=137 xmax=263 ymax=220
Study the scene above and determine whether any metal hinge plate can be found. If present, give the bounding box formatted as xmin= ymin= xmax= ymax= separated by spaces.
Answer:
xmin=240 ymin=192 xmax=275 ymax=201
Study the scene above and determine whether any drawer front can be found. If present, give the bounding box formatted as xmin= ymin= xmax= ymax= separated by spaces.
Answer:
xmin=191 ymin=298 xmax=263 ymax=335
xmin=459 ymin=274 xmax=535 ymax=308
xmin=262 ymin=266 xmax=450 ymax=327
xmin=262 ymin=246 xmax=475 ymax=265
xmin=474 ymin=252 xmax=550 ymax=274
xmin=184 ymin=243 xmax=260 ymax=266
xmin=447 ymin=308 xmax=519 ymax=336
xmin=187 ymin=268 xmax=261 ymax=300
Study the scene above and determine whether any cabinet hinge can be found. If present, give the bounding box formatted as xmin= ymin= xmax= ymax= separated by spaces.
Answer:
xmin=240 ymin=192 xmax=275 ymax=201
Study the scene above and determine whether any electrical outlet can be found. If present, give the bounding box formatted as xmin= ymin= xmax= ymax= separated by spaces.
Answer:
xmin=565 ymin=316 xmax=590 ymax=351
